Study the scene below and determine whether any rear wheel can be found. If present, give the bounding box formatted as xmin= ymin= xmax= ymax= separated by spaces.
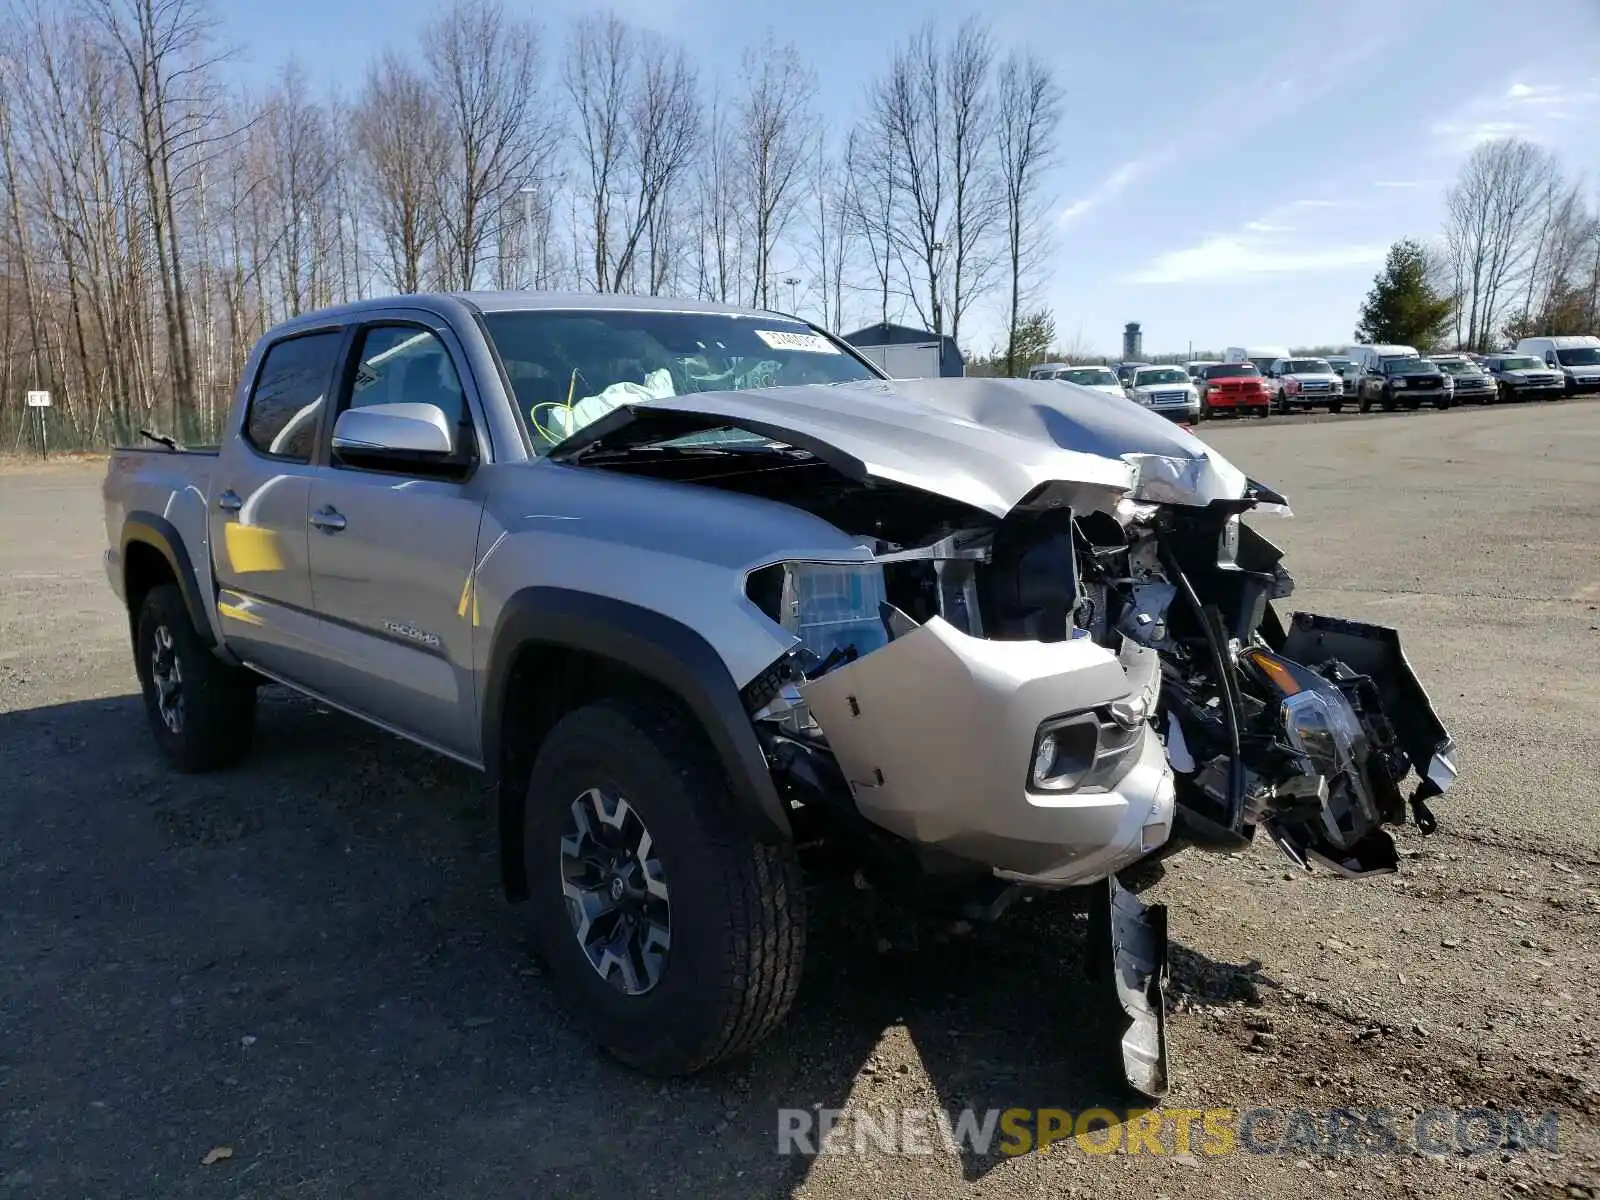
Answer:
xmin=133 ymin=583 xmax=256 ymax=772
xmin=523 ymin=699 xmax=806 ymax=1075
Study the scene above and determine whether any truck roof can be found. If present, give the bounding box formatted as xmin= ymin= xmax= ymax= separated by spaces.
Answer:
xmin=262 ymin=291 xmax=800 ymax=340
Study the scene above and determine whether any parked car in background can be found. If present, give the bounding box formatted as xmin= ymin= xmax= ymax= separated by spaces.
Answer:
xmin=1056 ymin=364 xmax=1127 ymax=396
xmin=1224 ymin=345 xmax=1292 ymax=376
xmin=1198 ymin=361 xmax=1272 ymax=418
xmin=1027 ymin=362 xmax=1073 ymax=380
xmin=1124 ymin=365 xmax=1200 ymax=422
xmin=1265 ymin=356 xmax=1344 ymax=413
xmin=1113 ymin=361 xmax=1151 ymax=387
xmin=1358 ymin=355 xmax=1453 ymax=412
xmin=1514 ymin=335 xmax=1600 ymax=395
xmin=1184 ymin=360 xmax=1219 ymax=386
xmin=1429 ymin=353 xmax=1496 ymax=404
xmin=1344 ymin=344 xmax=1420 ymax=395
xmin=1324 ymin=354 xmax=1354 ymax=379
xmin=1484 ymin=353 xmax=1567 ymax=402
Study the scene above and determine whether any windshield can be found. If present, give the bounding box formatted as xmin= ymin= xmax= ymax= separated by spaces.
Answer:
xmin=1247 ymin=357 xmax=1278 ymax=374
xmin=1387 ymin=358 xmax=1438 ymax=375
xmin=1284 ymin=358 xmax=1331 ymax=374
xmin=1555 ymin=347 xmax=1600 ymax=366
xmin=1133 ymin=367 xmax=1188 ymax=386
xmin=1205 ymin=362 xmax=1260 ymax=379
xmin=480 ymin=309 xmax=878 ymax=453
xmin=1498 ymin=356 xmax=1543 ymax=370
xmin=1064 ymin=367 xmax=1118 ymax=386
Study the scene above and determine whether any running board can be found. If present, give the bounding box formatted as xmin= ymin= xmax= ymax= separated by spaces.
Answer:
xmin=1088 ymin=875 xmax=1170 ymax=1098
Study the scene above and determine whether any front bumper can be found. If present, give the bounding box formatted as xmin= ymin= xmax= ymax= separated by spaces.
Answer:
xmin=798 ymin=618 xmax=1175 ymax=888
xmin=1565 ymin=375 xmax=1600 ymax=394
xmin=1206 ymin=394 xmax=1269 ymax=409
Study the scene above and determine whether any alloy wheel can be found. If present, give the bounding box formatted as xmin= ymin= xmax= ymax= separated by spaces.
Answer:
xmin=559 ymin=787 xmax=672 ymax=996
xmin=150 ymin=625 xmax=184 ymax=734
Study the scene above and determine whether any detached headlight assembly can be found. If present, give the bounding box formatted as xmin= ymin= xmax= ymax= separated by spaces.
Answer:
xmin=1280 ymin=686 xmax=1365 ymax=782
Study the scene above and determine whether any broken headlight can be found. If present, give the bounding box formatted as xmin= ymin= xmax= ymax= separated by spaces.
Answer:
xmin=1280 ymin=686 xmax=1365 ymax=783
xmin=745 ymin=561 xmax=890 ymax=663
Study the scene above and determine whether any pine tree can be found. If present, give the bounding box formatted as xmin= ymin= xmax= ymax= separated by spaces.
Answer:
xmin=1354 ymin=240 xmax=1456 ymax=347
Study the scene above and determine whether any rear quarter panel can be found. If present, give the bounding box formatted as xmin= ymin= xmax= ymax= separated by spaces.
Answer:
xmin=103 ymin=449 xmax=220 ymax=639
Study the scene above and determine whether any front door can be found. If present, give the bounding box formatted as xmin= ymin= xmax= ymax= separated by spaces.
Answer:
xmin=299 ymin=317 xmax=488 ymax=762
xmin=208 ymin=327 xmax=346 ymax=681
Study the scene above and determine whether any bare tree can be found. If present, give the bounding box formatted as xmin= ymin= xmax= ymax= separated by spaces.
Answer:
xmin=353 ymin=52 xmax=450 ymax=293
xmin=422 ymin=0 xmax=557 ymax=291
xmin=806 ymin=137 xmax=853 ymax=332
xmin=1442 ymin=137 xmax=1561 ymax=351
xmin=693 ymin=95 xmax=743 ymax=303
xmin=845 ymin=121 xmax=895 ymax=326
xmin=736 ymin=37 xmax=815 ymax=309
xmin=566 ymin=14 xmax=699 ymax=293
xmin=995 ymin=48 xmax=1061 ymax=376
xmin=865 ymin=18 xmax=1002 ymax=345
xmin=85 ymin=0 xmax=235 ymax=431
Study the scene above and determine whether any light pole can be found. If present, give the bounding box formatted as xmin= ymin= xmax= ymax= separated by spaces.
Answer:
xmin=519 ymin=184 xmax=538 ymax=290
xmin=783 ymin=276 xmax=800 ymax=314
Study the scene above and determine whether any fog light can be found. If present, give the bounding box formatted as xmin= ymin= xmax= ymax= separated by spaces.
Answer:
xmin=1028 ymin=714 xmax=1100 ymax=792
xmin=1032 ymin=734 xmax=1058 ymax=786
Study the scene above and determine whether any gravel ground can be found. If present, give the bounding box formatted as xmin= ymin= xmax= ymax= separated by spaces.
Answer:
xmin=1 ymin=403 xmax=1597 ymax=1199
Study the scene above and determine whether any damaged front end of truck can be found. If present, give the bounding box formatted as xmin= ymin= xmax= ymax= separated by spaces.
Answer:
xmin=553 ymin=377 xmax=1459 ymax=1098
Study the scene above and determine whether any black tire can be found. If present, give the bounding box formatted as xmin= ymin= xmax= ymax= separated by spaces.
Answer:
xmin=1255 ymin=403 xmax=1270 ymax=419
xmin=133 ymin=583 xmax=256 ymax=772
xmin=1273 ymin=390 xmax=1286 ymax=415
xmin=523 ymin=698 xmax=806 ymax=1076
xmin=1380 ymin=389 xmax=1396 ymax=413
xmin=1327 ymin=400 xmax=1343 ymax=413
xmin=1436 ymin=397 xmax=1453 ymax=410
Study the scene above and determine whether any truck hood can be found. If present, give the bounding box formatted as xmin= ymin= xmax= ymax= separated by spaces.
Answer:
xmin=548 ymin=376 xmax=1255 ymax=517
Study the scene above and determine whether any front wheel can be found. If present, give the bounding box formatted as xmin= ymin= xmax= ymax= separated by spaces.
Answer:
xmin=524 ymin=699 xmax=806 ymax=1076
xmin=1327 ymin=400 xmax=1343 ymax=413
xmin=134 ymin=583 xmax=257 ymax=772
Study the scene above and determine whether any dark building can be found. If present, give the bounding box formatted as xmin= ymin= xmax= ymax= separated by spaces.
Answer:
xmin=841 ymin=322 xmax=966 ymax=379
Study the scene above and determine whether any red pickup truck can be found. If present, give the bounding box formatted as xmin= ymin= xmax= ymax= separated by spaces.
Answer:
xmin=1199 ymin=362 xmax=1272 ymax=418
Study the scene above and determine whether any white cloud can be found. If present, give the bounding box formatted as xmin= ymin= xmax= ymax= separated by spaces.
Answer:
xmin=1432 ymin=76 xmax=1600 ymax=151
xmin=1058 ymin=158 xmax=1163 ymax=226
xmin=1125 ymin=200 xmax=1384 ymax=286
xmin=1126 ymin=236 xmax=1384 ymax=285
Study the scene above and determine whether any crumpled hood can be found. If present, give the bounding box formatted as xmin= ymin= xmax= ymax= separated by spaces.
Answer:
xmin=553 ymin=376 xmax=1255 ymax=517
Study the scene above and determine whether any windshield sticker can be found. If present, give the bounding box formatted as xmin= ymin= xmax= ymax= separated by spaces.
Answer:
xmin=754 ymin=329 xmax=840 ymax=355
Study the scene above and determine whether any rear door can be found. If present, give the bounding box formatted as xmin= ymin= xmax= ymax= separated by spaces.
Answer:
xmin=298 ymin=312 xmax=490 ymax=762
xmin=208 ymin=327 xmax=347 ymax=681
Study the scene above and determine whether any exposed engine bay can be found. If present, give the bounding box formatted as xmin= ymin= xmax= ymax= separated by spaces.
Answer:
xmin=558 ymin=380 xmax=1459 ymax=1097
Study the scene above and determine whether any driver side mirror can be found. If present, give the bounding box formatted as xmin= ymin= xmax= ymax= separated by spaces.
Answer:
xmin=332 ymin=402 xmax=458 ymax=469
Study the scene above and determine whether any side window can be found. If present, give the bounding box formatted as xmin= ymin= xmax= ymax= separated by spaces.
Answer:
xmin=244 ymin=331 xmax=344 ymax=462
xmin=343 ymin=325 xmax=468 ymax=429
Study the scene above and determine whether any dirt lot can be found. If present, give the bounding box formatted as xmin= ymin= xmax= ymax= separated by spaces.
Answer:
xmin=2 ymin=405 xmax=1598 ymax=1199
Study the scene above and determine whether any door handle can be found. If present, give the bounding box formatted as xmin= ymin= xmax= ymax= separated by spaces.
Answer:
xmin=309 ymin=505 xmax=347 ymax=533
xmin=216 ymin=489 xmax=243 ymax=513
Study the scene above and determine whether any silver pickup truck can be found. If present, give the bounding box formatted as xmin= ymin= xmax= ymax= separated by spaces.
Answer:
xmin=104 ymin=292 xmax=1459 ymax=1095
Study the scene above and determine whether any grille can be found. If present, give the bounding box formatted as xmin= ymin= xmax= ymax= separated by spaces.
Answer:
xmin=1150 ymin=390 xmax=1189 ymax=403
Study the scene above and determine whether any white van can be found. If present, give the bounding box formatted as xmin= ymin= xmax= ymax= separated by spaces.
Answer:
xmin=1513 ymin=335 xmax=1600 ymax=394
xmin=1224 ymin=345 xmax=1292 ymax=376
xmin=1344 ymin=343 xmax=1420 ymax=393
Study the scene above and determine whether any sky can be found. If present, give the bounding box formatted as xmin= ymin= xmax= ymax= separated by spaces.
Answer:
xmin=225 ymin=0 xmax=1600 ymax=356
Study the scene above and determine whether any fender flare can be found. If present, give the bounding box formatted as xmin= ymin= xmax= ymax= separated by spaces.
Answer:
xmin=122 ymin=512 xmax=214 ymax=648
xmin=484 ymin=587 xmax=792 ymax=894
